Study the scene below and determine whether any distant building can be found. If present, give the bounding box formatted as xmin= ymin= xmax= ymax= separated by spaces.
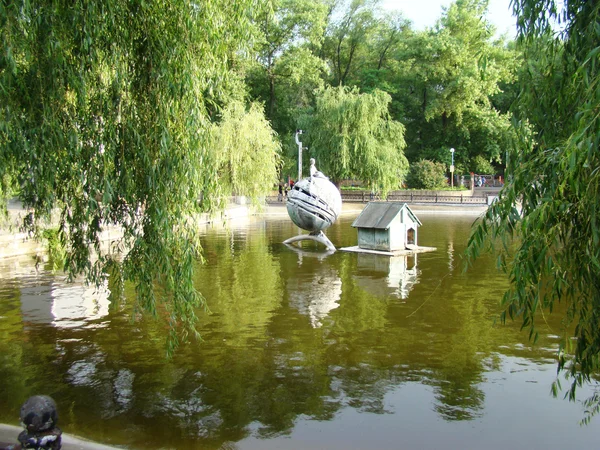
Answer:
xmin=351 ymin=202 xmax=422 ymax=252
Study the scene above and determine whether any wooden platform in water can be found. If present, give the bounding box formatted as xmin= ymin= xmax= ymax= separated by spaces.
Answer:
xmin=339 ymin=245 xmax=437 ymax=256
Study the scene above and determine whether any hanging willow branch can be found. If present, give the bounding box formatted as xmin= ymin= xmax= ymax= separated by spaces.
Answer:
xmin=465 ymin=0 xmax=600 ymax=410
xmin=0 ymin=0 xmax=277 ymax=352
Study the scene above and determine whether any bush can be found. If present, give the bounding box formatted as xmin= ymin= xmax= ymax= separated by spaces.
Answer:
xmin=471 ymin=155 xmax=495 ymax=175
xmin=406 ymin=160 xmax=448 ymax=189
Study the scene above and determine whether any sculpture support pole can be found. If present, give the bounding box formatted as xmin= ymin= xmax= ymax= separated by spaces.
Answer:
xmin=283 ymin=231 xmax=336 ymax=252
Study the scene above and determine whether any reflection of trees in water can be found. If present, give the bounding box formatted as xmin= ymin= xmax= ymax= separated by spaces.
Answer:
xmin=429 ymin=375 xmax=485 ymax=421
xmin=0 ymin=287 xmax=26 ymax=415
xmin=0 ymin=218 xmax=573 ymax=448
xmin=195 ymin=228 xmax=282 ymax=347
xmin=328 ymin=364 xmax=398 ymax=415
xmin=431 ymin=294 xmax=492 ymax=420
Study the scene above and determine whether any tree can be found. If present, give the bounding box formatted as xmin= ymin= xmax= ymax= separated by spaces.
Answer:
xmin=323 ymin=0 xmax=378 ymax=86
xmin=354 ymin=11 xmax=411 ymax=94
xmin=466 ymin=0 xmax=600 ymax=413
xmin=207 ymin=101 xmax=281 ymax=201
xmin=406 ymin=160 xmax=448 ymax=190
xmin=248 ymin=46 xmax=329 ymax=138
xmin=470 ymin=155 xmax=495 ymax=175
xmin=0 ymin=0 xmax=275 ymax=350
xmin=391 ymin=0 xmax=517 ymax=168
xmin=300 ymin=85 xmax=408 ymax=195
xmin=246 ymin=0 xmax=330 ymax=134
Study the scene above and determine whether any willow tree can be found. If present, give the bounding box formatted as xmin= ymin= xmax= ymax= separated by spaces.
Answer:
xmin=0 ymin=0 xmax=279 ymax=349
xmin=207 ymin=101 xmax=281 ymax=201
xmin=301 ymin=85 xmax=408 ymax=195
xmin=467 ymin=0 xmax=600 ymax=410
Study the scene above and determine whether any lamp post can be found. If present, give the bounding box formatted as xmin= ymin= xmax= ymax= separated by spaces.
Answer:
xmin=295 ymin=130 xmax=303 ymax=181
xmin=450 ymin=148 xmax=455 ymax=188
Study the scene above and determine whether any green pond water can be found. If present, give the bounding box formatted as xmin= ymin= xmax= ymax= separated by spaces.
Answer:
xmin=0 ymin=211 xmax=598 ymax=449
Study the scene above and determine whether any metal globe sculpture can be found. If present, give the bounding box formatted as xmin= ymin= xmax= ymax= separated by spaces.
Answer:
xmin=283 ymin=159 xmax=341 ymax=251
xmin=286 ymin=177 xmax=342 ymax=232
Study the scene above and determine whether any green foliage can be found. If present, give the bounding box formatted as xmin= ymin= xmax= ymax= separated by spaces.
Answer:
xmin=0 ymin=0 xmax=265 ymax=350
xmin=471 ymin=155 xmax=495 ymax=175
xmin=466 ymin=0 xmax=600 ymax=412
xmin=207 ymin=101 xmax=282 ymax=204
xmin=393 ymin=0 xmax=517 ymax=164
xmin=268 ymin=47 xmax=328 ymax=135
xmin=0 ymin=172 xmax=17 ymax=221
xmin=41 ymin=228 xmax=67 ymax=272
xmin=406 ymin=160 xmax=448 ymax=190
xmin=323 ymin=0 xmax=378 ymax=86
xmin=301 ymin=85 xmax=408 ymax=196
xmin=246 ymin=0 xmax=330 ymax=134
xmin=425 ymin=0 xmax=512 ymax=122
xmin=246 ymin=0 xmax=519 ymax=185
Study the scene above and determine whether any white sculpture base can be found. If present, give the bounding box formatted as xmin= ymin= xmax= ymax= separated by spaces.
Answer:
xmin=283 ymin=231 xmax=336 ymax=252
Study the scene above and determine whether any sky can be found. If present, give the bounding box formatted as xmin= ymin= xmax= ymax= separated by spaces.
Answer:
xmin=381 ymin=0 xmax=517 ymax=37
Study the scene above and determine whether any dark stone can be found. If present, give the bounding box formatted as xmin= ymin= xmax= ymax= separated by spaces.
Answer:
xmin=17 ymin=429 xmax=61 ymax=450
xmin=18 ymin=396 xmax=62 ymax=449
xmin=20 ymin=396 xmax=58 ymax=433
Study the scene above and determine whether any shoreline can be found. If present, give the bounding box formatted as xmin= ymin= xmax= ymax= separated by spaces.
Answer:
xmin=263 ymin=201 xmax=488 ymax=216
xmin=0 ymin=201 xmax=487 ymax=260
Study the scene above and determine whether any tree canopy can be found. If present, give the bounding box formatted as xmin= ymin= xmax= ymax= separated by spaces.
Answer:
xmin=387 ymin=0 xmax=517 ymax=168
xmin=246 ymin=0 xmax=330 ymax=136
xmin=245 ymin=0 xmax=519 ymax=179
xmin=300 ymin=85 xmax=408 ymax=195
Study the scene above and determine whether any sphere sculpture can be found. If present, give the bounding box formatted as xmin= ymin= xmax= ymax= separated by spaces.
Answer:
xmin=284 ymin=160 xmax=341 ymax=251
xmin=286 ymin=177 xmax=342 ymax=232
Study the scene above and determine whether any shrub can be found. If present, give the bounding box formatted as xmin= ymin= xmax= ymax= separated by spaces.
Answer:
xmin=471 ymin=155 xmax=495 ymax=175
xmin=406 ymin=160 xmax=448 ymax=189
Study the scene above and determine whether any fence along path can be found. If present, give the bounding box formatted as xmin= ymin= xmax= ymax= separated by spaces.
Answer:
xmin=267 ymin=190 xmax=492 ymax=205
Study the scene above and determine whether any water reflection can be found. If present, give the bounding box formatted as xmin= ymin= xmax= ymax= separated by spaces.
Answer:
xmin=2 ymin=256 xmax=111 ymax=330
xmin=0 ymin=215 xmax=596 ymax=449
xmin=283 ymin=243 xmax=335 ymax=262
xmin=287 ymin=270 xmax=341 ymax=328
xmin=51 ymin=282 xmax=110 ymax=328
xmin=285 ymin=249 xmax=341 ymax=328
xmin=354 ymin=254 xmax=419 ymax=300
xmin=19 ymin=280 xmax=110 ymax=329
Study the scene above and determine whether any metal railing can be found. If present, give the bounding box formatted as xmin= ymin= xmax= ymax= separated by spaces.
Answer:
xmin=265 ymin=191 xmax=489 ymax=205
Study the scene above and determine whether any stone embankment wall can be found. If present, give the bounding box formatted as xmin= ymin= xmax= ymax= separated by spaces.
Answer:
xmin=0 ymin=199 xmax=255 ymax=260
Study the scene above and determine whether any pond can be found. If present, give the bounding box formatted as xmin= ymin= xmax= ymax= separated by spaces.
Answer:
xmin=0 ymin=209 xmax=597 ymax=449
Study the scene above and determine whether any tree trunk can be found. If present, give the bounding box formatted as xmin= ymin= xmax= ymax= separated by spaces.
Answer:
xmin=268 ymin=71 xmax=275 ymax=120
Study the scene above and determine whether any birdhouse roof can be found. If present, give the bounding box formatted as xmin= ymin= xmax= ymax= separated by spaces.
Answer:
xmin=351 ymin=202 xmax=422 ymax=230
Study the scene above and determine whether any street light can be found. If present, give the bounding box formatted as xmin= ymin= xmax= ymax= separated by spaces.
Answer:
xmin=449 ymin=148 xmax=455 ymax=188
xmin=295 ymin=130 xmax=303 ymax=181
